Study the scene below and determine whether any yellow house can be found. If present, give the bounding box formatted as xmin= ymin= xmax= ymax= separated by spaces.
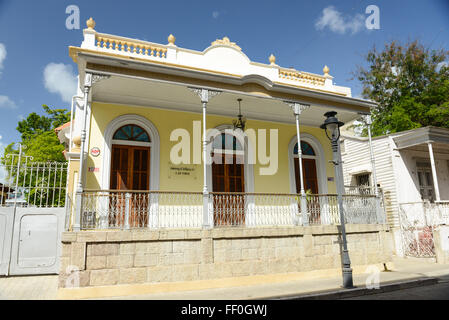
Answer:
xmin=56 ymin=18 xmax=393 ymax=293
xmin=63 ymin=17 xmax=383 ymax=231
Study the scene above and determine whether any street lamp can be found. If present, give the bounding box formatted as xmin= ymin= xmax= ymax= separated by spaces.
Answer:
xmin=320 ymin=111 xmax=354 ymax=289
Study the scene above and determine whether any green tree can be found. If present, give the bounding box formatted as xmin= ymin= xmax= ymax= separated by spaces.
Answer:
xmin=4 ymin=105 xmax=70 ymax=162
xmin=1 ymin=105 xmax=70 ymax=207
xmin=354 ymin=40 xmax=449 ymax=136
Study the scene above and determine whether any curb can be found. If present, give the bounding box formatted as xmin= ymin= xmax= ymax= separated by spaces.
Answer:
xmin=267 ymin=277 xmax=439 ymax=300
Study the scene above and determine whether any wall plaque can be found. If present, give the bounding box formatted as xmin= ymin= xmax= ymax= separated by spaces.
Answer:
xmin=168 ymin=163 xmax=198 ymax=180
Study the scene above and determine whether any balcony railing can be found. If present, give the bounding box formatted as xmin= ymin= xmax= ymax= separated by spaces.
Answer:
xmin=78 ymin=190 xmax=385 ymax=230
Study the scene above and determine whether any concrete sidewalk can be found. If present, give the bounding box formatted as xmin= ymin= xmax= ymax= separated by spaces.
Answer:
xmin=1 ymin=256 xmax=448 ymax=300
xmin=101 ymin=257 xmax=449 ymax=300
xmin=0 ymin=275 xmax=58 ymax=300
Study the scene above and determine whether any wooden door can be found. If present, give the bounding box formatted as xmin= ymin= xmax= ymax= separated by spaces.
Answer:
xmin=110 ymin=145 xmax=150 ymax=228
xmin=212 ymin=154 xmax=245 ymax=226
xmin=294 ymin=158 xmax=320 ymax=223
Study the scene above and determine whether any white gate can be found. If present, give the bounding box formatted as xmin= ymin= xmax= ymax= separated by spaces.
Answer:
xmin=0 ymin=148 xmax=68 ymax=276
xmin=398 ymin=201 xmax=449 ymax=258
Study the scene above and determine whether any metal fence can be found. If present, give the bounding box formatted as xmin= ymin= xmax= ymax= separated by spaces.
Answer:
xmin=399 ymin=201 xmax=449 ymax=258
xmin=0 ymin=152 xmax=68 ymax=208
xmin=78 ymin=190 xmax=384 ymax=230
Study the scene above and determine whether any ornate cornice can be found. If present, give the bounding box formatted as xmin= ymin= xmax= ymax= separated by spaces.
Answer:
xmin=211 ymin=37 xmax=241 ymax=51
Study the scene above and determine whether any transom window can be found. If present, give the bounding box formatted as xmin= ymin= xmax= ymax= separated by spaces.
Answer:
xmin=212 ymin=133 xmax=243 ymax=152
xmin=293 ymin=141 xmax=316 ymax=156
xmin=113 ymin=125 xmax=151 ymax=142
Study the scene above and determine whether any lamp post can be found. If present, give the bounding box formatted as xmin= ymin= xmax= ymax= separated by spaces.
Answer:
xmin=320 ymin=111 xmax=354 ymax=289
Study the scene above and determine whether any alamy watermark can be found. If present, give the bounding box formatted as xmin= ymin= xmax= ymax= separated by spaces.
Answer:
xmin=170 ymin=122 xmax=279 ymax=176
xmin=365 ymin=5 xmax=380 ymax=30
xmin=65 ymin=5 xmax=80 ymax=30
xmin=365 ymin=265 xmax=381 ymax=290
xmin=64 ymin=265 xmax=80 ymax=288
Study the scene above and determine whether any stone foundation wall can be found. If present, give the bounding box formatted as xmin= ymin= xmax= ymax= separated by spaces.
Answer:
xmin=59 ymin=225 xmax=392 ymax=288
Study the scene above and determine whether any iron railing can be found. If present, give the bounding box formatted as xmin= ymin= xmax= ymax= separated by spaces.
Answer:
xmin=81 ymin=190 xmax=203 ymax=230
xmin=0 ymin=152 xmax=68 ymax=208
xmin=78 ymin=190 xmax=384 ymax=230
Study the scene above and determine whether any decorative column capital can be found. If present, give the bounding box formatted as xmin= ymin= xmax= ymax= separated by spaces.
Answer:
xmin=84 ymin=72 xmax=111 ymax=90
xmin=92 ymin=73 xmax=111 ymax=85
xmin=284 ymin=101 xmax=311 ymax=116
xmin=84 ymin=73 xmax=92 ymax=89
xmin=189 ymin=87 xmax=222 ymax=103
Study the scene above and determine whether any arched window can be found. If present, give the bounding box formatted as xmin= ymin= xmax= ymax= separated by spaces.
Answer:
xmin=113 ymin=125 xmax=150 ymax=142
xmin=293 ymin=141 xmax=316 ymax=156
xmin=212 ymin=133 xmax=243 ymax=152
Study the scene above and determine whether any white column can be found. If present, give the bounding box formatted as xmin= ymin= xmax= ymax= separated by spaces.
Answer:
xmin=73 ymin=73 xmax=110 ymax=231
xmin=366 ymin=115 xmax=384 ymax=224
xmin=289 ymin=102 xmax=310 ymax=226
xmin=76 ymin=73 xmax=92 ymax=193
xmin=74 ymin=73 xmax=92 ymax=231
xmin=366 ymin=115 xmax=379 ymax=196
xmin=428 ymin=143 xmax=441 ymax=202
xmin=294 ymin=106 xmax=307 ymax=196
xmin=189 ymin=88 xmax=221 ymax=228
xmin=200 ymin=90 xmax=209 ymax=196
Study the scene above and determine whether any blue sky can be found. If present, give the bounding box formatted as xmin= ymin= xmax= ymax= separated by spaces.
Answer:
xmin=0 ymin=0 xmax=448 ymax=152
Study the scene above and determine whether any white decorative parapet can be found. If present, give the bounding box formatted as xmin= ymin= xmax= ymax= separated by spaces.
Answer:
xmin=78 ymin=17 xmax=351 ymax=96
xmin=95 ymin=33 xmax=168 ymax=60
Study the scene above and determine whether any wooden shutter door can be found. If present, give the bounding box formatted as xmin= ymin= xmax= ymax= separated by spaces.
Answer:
xmin=212 ymin=154 xmax=245 ymax=226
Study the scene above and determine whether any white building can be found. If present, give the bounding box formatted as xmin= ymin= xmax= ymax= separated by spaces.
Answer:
xmin=341 ymin=126 xmax=449 ymax=257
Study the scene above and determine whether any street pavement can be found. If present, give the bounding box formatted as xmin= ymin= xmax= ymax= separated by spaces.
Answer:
xmin=344 ymin=280 xmax=449 ymax=300
xmin=0 ymin=256 xmax=448 ymax=300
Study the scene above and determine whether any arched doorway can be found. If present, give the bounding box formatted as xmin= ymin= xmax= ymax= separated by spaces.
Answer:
xmin=110 ymin=124 xmax=151 ymax=228
xmin=293 ymin=141 xmax=321 ymax=224
xmin=293 ymin=141 xmax=319 ymax=194
xmin=211 ymin=132 xmax=245 ymax=226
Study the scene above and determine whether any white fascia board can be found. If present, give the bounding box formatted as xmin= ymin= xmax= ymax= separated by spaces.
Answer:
xmin=78 ymin=52 xmax=375 ymax=113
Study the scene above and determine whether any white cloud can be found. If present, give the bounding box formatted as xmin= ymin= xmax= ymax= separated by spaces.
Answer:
xmin=315 ymin=6 xmax=365 ymax=35
xmin=212 ymin=11 xmax=220 ymax=19
xmin=0 ymin=95 xmax=17 ymax=109
xmin=43 ymin=63 xmax=77 ymax=103
xmin=437 ymin=61 xmax=448 ymax=72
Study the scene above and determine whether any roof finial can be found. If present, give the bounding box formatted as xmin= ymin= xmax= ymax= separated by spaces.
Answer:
xmin=269 ymin=54 xmax=276 ymax=65
xmin=168 ymin=34 xmax=176 ymax=46
xmin=86 ymin=17 xmax=96 ymax=30
xmin=323 ymin=65 xmax=330 ymax=76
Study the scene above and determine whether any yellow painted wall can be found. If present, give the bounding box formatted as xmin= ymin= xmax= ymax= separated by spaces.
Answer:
xmin=84 ymin=102 xmax=337 ymax=194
